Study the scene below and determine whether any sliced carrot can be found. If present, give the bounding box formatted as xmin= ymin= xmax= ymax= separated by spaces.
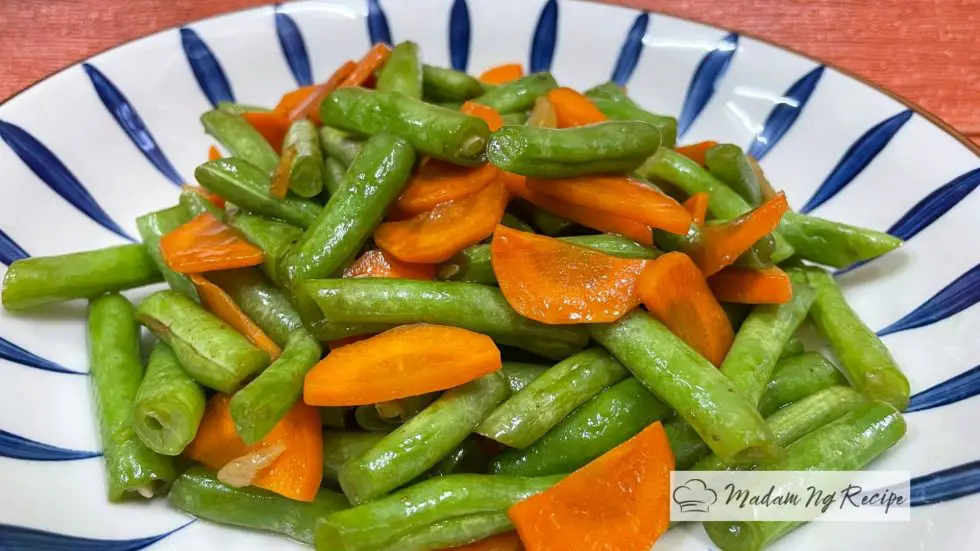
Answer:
xmin=374 ymin=179 xmax=509 ymax=263
xmin=479 ymin=63 xmax=524 ymax=85
xmin=286 ymin=61 xmax=357 ymax=123
xmin=340 ymin=43 xmax=393 ymax=88
xmin=692 ymin=192 xmax=789 ymax=276
xmin=526 ymin=176 xmax=691 ymax=235
xmin=182 ymin=184 xmax=226 ymax=209
xmin=505 ymin=176 xmax=653 ymax=245
xmin=304 ymin=324 xmax=501 ymax=406
xmin=441 ymin=532 xmax=523 ymax=551
xmin=208 ymin=145 xmax=222 ymax=161
xmin=683 ymin=191 xmax=710 ymax=227
xmin=637 ymin=252 xmax=733 ymax=366
xmin=190 ymin=274 xmax=282 ymax=360
xmin=491 ymin=225 xmax=648 ymax=324
xmin=241 ymin=111 xmax=291 ymax=154
xmin=527 ymin=96 xmax=557 ymax=128
xmin=508 ymin=421 xmax=673 ymax=551
xmin=343 ymin=248 xmax=436 ymax=280
xmin=274 ymin=85 xmax=316 ymax=118
xmin=160 ymin=213 xmax=264 ymax=273
xmin=269 ymin=145 xmax=298 ymax=199
xmin=393 ymin=161 xmax=498 ymax=217
xmin=674 ymin=140 xmax=718 ymax=166
xmin=709 ymin=266 xmax=793 ymax=304
xmin=185 ymin=394 xmax=322 ymax=501
xmin=461 ymin=101 xmax=503 ymax=132
xmin=546 ymin=87 xmax=608 ymax=128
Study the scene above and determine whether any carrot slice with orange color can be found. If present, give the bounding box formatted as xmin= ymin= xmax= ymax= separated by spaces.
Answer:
xmin=442 ymin=532 xmax=523 ymax=551
xmin=160 ymin=213 xmax=264 ymax=273
xmin=461 ymin=102 xmax=504 ymax=132
xmin=674 ymin=140 xmax=718 ymax=166
xmin=184 ymin=394 xmax=323 ymax=501
xmin=208 ymin=145 xmax=222 ymax=161
xmin=343 ymin=248 xmax=436 ymax=280
xmin=340 ymin=43 xmax=393 ymax=88
xmin=274 ymin=85 xmax=316 ymax=118
xmin=393 ymin=161 xmax=498 ymax=217
xmin=269 ymin=146 xmax=298 ymax=199
xmin=684 ymin=192 xmax=710 ymax=227
xmin=374 ymin=179 xmax=509 ymax=263
xmin=526 ymin=176 xmax=691 ymax=235
xmin=709 ymin=266 xmax=793 ymax=304
xmin=303 ymin=324 xmax=501 ymax=406
xmin=692 ymin=192 xmax=789 ymax=276
xmin=508 ymin=421 xmax=673 ymax=551
xmin=637 ymin=252 xmax=733 ymax=366
xmin=546 ymin=87 xmax=608 ymax=128
xmin=285 ymin=62 xmax=357 ymax=123
xmin=479 ymin=63 xmax=524 ymax=85
xmin=182 ymin=184 xmax=226 ymax=209
xmin=190 ymin=274 xmax=282 ymax=360
xmin=491 ymin=226 xmax=648 ymax=324
xmin=241 ymin=112 xmax=291 ymax=154
xmin=505 ymin=176 xmax=653 ymax=245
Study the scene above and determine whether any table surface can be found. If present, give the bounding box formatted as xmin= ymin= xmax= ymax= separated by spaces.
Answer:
xmin=2 ymin=0 xmax=978 ymax=144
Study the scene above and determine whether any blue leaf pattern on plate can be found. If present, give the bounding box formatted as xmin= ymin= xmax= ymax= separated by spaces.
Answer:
xmin=0 ymin=429 xmax=100 ymax=461
xmin=180 ymin=28 xmax=235 ymax=107
xmin=0 ymin=521 xmax=194 ymax=551
xmin=0 ymin=120 xmax=134 ymax=241
xmin=878 ymin=262 xmax=980 ymax=337
xmin=449 ymin=0 xmax=471 ymax=71
xmin=275 ymin=9 xmax=313 ymax=87
xmin=906 ymin=364 xmax=980 ymax=413
xmin=367 ymin=0 xmax=392 ymax=45
xmin=81 ymin=63 xmax=183 ymax=187
xmin=0 ymin=337 xmax=81 ymax=375
xmin=676 ymin=33 xmax=738 ymax=140
xmin=611 ymin=12 xmax=649 ymax=86
xmin=747 ymin=65 xmax=824 ymax=160
xmin=529 ymin=0 xmax=558 ymax=73
xmin=911 ymin=459 xmax=980 ymax=507
xmin=800 ymin=109 xmax=913 ymax=213
xmin=0 ymin=228 xmax=28 ymax=266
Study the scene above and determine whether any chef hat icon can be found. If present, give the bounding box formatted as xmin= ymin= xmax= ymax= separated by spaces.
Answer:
xmin=672 ymin=478 xmax=718 ymax=513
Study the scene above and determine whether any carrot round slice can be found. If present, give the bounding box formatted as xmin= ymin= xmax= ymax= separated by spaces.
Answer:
xmin=526 ymin=176 xmax=691 ymax=235
xmin=479 ymin=63 xmax=524 ymax=85
xmin=491 ymin=225 xmax=648 ymax=324
xmin=508 ymin=421 xmax=673 ymax=551
xmin=393 ymin=161 xmax=498 ymax=217
xmin=674 ymin=140 xmax=718 ymax=165
xmin=241 ymin=111 xmax=291 ymax=154
xmin=303 ymin=324 xmax=502 ymax=406
xmin=185 ymin=394 xmax=323 ymax=502
xmin=637 ymin=252 xmax=734 ymax=366
xmin=692 ymin=192 xmax=789 ymax=276
xmin=683 ymin=191 xmax=709 ymax=227
xmin=461 ymin=102 xmax=504 ymax=132
xmin=160 ymin=213 xmax=264 ymax=273
xmin=708 ymin=266 xmax=793 ymax=304
xmin=375 ymin=179 xmax=509 ymax=263
xmin=443 ymin=532 xmax=523 ymax=551
xmin=343 ymin=248 xmax=436 ymax=280
xmin=546 ymin=87 xmax=608 ymax=128
xmin=190 ymin=274 xmax=282 ymax=360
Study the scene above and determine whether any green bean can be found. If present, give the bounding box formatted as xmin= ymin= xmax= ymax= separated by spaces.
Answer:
xmin=655 ymin=222 xmax=777 ymax=272
xmin=217 ymin=101 xmax=271 ymax=115
xmin=323 ymin=156 xmax=348 ymax=197
xmin=2 ymin=244 xmax=161 ymax=311
xmin=170 ymin=467 xmax=348 ymax=545
xmin=230 ymin=329 xmax=321 ymax=444
xmin=301 ymin=278 xmax=589 ymax=360
xmin=779 ymin=335 xmax=805 ymax=359
xmin=378 ymin=514 xmax=513 ymax=551
xmin=200 ymin=110 xmax=279 ymax=173
xmin=281 ymin=134 xmax=415 ymax=285
xmin=499 ymin=212 xmax=535 ymax=233
xmin=779 ymin=211 xmax=902 ymax=268
xmin=355 ymin=405 xmax=398 ymax=432
xmin=584 ymin=81 xmax=678 ymax=147
xmin=759 ymin=352 xmax=848 ymax=416
xmin=424 ymin=437 xmax=487 ymax=478
xmin=136 ymin=290 xmax=270 ymax=393
xmin=703 ymin=401 xmax=906 ymax=551
xmin=804 ymin=266 xmax=910 ymax=409
xmin=135 ymin=204 xmax=197 ymax=300
xmin=704 ymin=144 xmax=763 ymax=206
xmin=283 ymin=119 xmax=325 ymax=197
xmin=339 ymin=373 xmax=510 ymax=504
xmin=438 ymin=235 xmax=658 ymax=284
xmin=492 ymin=378 xmax=672 ymax=476
xmin=88 ymin=293 xmax=175 ymax=500
xmin=319 ymin=126 xmax=365 ymax=167
xmin=179 ymin=189 xmax=225 ymax=219
xmin=195 ymin=158 xmax=322 ymax=228
xmin=487 ymin=121 xmax=663 ymax=178
xmin=377 ymin=41 xmax=423 ymax=98
xmin=500 ymin=362 xmax=548 ymax=393
xmin=664 ymin=419 xmax=710 ymax=470
xmin=225 ymin=211 xmax=302 ymax=286
xmin=321 ymin=407 xmax=353 ymax=430
xmin=421 ymin=64 xmax=485 ymax=102
xmin=316 ymin=474 xmax=562 ymax=551
xmin=321 ymin=88 xmax=489 ymax=165
xmin=501 ymin=112 xmax=528 ymax=126
xmin=474 ymin=72 xmax=558 ymax=114
xmin=133 ymin=341 xmax=206 ymax=456
xmin=510 ymin=198 xmax=573 ymax=235
xmin=476 ymin=349 xmax=628 ymax=449
xmin=376 ymin=394 xmax=437 ymax=423
xmin=207 ymin=268 xmax=303 ymax=347
xmin=323 ymin=431 xmax=386 ymax=488
xmin=591 ymin=310 xmax=778 ymax=465
xmin=720 ymin=268 xmax=816 ymax=406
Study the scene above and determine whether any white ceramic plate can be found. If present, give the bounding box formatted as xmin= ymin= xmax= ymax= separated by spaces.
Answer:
xmin=1 ymin=0 xmax=978 ymax=549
